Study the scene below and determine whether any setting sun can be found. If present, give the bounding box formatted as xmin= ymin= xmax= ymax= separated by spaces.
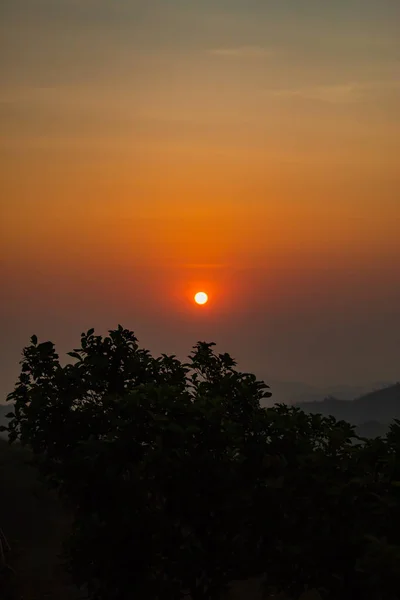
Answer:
xmin=194 ymin=291 xmax=208 ymax=305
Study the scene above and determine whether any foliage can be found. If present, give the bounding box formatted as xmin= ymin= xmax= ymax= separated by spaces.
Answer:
xmin=3 ymin=326 xmax=400 ymax=599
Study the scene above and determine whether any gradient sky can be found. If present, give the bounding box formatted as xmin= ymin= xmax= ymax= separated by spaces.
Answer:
xmin=1 ymin=0 xmax=399 ymax=400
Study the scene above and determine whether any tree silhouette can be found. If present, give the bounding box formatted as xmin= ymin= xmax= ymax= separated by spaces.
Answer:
xmin=3 ymin=326 xmax=400 ymax=599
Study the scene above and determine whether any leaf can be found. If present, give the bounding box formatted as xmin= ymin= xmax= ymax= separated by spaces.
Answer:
xmin=31 ymin=334 xmax=38 ymax=345
xmin=5 ymin=412 xmax=14 ymax=419
xmin=87 ymin=328 xmax=95 ymax=336
xmin=262 ymin=455 xmax=272 ymax=469
xmin=8 ymin=431 xmax=18 ymax=443
xmin=38 ymin=341 xmax=54 ymax=352
xmin=299 ymin=591 xmax=323 ymax=600
xmin=149 ymin=413 xmax=169 ymax=422
xmin=266 ymin=475 xmax=285 ymax=489
xmin=167 ymin=423 xmax=184 ymax=435
xmin=67 ymin=352 xmax=82 ymax=361
xmin=0 ymin=425 xmax=7 ymax=432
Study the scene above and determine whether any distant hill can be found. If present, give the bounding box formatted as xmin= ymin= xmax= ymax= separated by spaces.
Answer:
xmin=356 ymin=421 xmax=389 ymax=439
xmin=265 ymin=380 xmax=393 ymax=407
xmin=295 ymin=383 xmax=400 ymax=437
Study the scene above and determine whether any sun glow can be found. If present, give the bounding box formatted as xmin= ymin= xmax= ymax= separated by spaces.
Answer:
xmin=194 ymin=291 xmax=208 ymax=305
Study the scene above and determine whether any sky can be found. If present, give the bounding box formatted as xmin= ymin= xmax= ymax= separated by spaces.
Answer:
xmin=1 ymin=0 xmax=399 ymax=401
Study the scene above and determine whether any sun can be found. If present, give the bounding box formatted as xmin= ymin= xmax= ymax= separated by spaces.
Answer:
xmin=194 ymin=291 xmax=208 ymax=305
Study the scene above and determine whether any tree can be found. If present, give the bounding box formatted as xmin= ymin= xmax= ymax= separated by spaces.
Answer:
xmin=4 ymin=327 xmax=273 ymax=599
xmin=3 ymin=326 xmax=400 ymax=599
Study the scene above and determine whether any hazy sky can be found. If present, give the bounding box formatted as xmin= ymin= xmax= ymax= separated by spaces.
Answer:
xmin=1 ymin=0 xmax=399 ymax=399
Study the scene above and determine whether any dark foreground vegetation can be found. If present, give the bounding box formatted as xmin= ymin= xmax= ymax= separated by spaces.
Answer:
xmin=2 ymin=326 xmax=400 ymax=599
xmin=0 ymin=438 xmax=77 ymax=599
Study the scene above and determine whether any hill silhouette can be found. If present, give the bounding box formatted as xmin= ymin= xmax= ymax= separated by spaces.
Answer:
xmin=295 ymin=382 xmax=400 ymax=437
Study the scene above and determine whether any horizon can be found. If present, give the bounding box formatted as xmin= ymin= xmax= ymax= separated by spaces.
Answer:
xmin=0 ymin=326 xmax=396 ymax=406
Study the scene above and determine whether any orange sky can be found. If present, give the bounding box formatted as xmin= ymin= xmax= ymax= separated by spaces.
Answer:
xmin=1 ymin=0 xmax=399 ymax=397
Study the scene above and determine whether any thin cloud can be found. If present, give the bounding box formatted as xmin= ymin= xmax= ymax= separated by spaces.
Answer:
xmin=208 ymin=46 xmax=273 ymax=59
xmin=267 ymin=80 xmax=400 ymax=104
xmin=272 ymin=83 xmax=362 ymax=104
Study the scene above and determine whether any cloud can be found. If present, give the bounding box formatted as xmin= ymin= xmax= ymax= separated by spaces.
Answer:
xmin=266 ymin=80 xmax=400 ymax=104
xmin=272 ymin=83 xmax=362 ymax=104
xmin=208 ymin=46 xmax=272 ymax=59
